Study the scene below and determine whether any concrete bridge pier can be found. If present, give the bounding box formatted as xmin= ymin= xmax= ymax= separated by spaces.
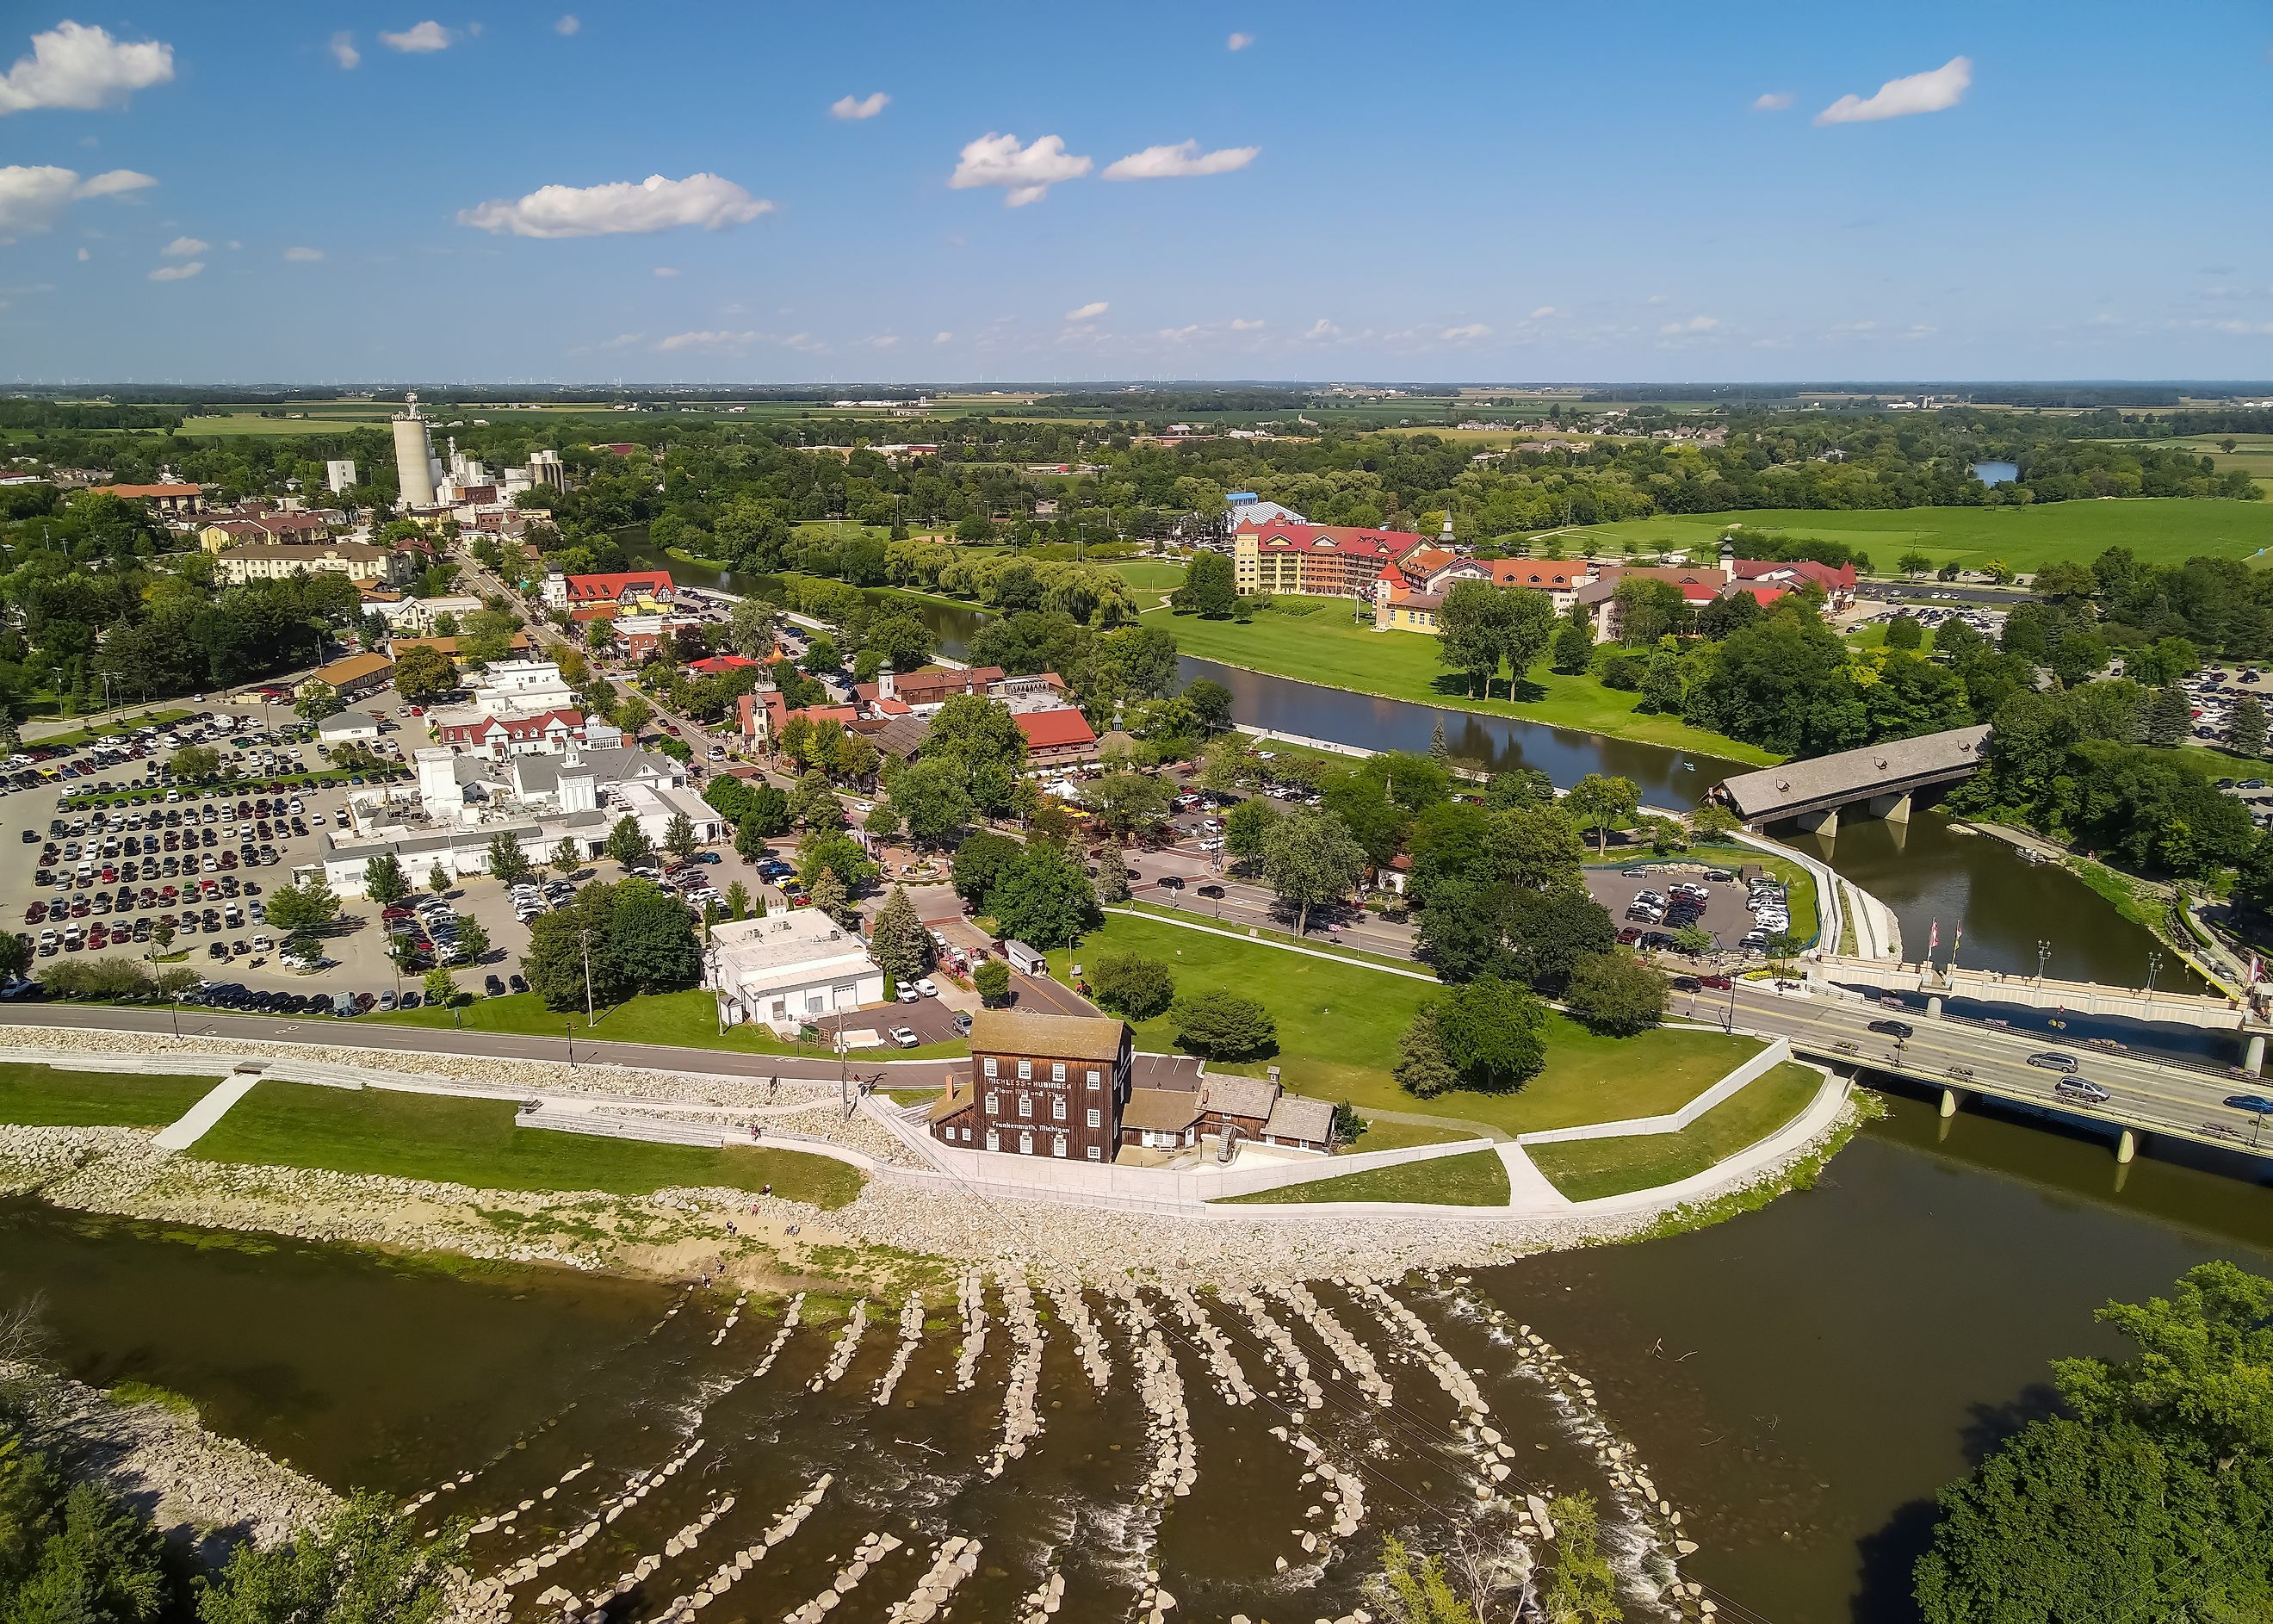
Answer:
xmin=1794 ymin=806 xmax=1839 ymax=837
xmin=2248 ymin=1032 xmax=2266 ymax=1078
xmin=1939 ymin=1086 xmax=1964 ymax=1119
xmin=1865 ymin=790 xmax=1913 ymax=825
xmin=1926 ymin=994 xmax=1944 ymax=1017
xmin=2117 ymin=1128 xmax=2140 ymax=1165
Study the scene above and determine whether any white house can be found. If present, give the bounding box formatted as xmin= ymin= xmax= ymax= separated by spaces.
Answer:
xmin=705 ymin=910 xmax=885 ymax=1032
xmin=316 ymin=709 xmax=383 ymax=745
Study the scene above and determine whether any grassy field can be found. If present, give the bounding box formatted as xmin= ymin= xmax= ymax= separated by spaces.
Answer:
xmin=1562 ymin=499 xmax=2273 ymax=576
xmin=372 ymin=988 xmax=969 ymax=1060
xmin=1216 ymin=1148 xmax=1510 ymax=1206
xmin=1110 ymin=560 xmax=1189 ymax=595
xmin=0 ymin=1064 xmax=216 ymax=1128
xmin=1048 ymin=913 xmax=1765 ymax=1137
xmin=193 ymin=1080 xmax=865 ymax=1206
xmin=1161 ymin=597 xmax=1780 ymax=765
xmin=29 ymin=708 xmax=195 ymax=748
xmin=1522 ymin=1061 xmax=1824 ymax=1201
xmin=1342 ymin=1117 xmax=1477 ymax=1152
xmin=1843 ymin=621 xmax=1939 ymax=654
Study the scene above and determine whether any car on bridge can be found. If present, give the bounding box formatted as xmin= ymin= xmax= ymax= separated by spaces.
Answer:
xmin=2054 ymin=1077 xmax=2111 ymax=1106
xmin=2223 ymin=1093 xmax=2273 ymax=1116
xmin=2026 ymin=1051 xmax=2078 ymax=1073
xmin=1866 ymin=1019 xmax=1914 ymax=1039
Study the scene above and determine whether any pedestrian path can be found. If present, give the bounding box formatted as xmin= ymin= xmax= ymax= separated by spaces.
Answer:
xmin=152 ymin=1071 xmax=264 ymax=1150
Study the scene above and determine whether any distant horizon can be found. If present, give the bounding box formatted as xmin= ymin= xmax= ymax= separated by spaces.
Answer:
xmin=12 ymin=378 xmax=2273 ymax=396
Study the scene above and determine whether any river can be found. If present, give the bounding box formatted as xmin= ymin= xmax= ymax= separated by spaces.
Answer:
xmin=9 ymin=1091 xmax=2272 ymax=1621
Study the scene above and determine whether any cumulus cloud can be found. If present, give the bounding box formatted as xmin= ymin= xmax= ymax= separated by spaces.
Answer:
xmin=652 ymin=264 xmax=677 ymax=276
xmin=380 ymin=21 xmax=455 ymax=53
xmin=598 ymin=331 xmax=642 ymax=348
xmin=330 ymin=32 xmax=360 ymax=69
xmin=1816 ymin=56 xmax=1972 ymax=125
xmin=933 ymin=331 xmax=953 ymax=344
xmin=1440 ymin=323 xmax=1490 ymax=342
xmin=1302 ymin=318 xmax=1341 ymax=342
xmin=1227 ymin=32 xmax=1254 ymax=50
xmin=147 ymin=259 xmax=201 ymax=281
xmin=0 ymin=164 xmax=153 ymax=243
xmin=830 ymin=91 xmax=888 ymax=120
xmin=864 ymin=334 xmax=901 ymax=350
xmin=1064 ymin=301 xmax=1107 ymax=322
xmin=1751 ymin=90 xmax=1793 ymax=111
xmin=656 ymin=330 xmax=759 ymax=352
xmin=948 ymin=133 xmax=1090 ymax=207
xmin=75 ymin=245 xmax=86 ymax=261
xmin=1229 ymin=317 xmax=1265 ymax=331
xmin=1531 ymin=305 xmax=1558 ymax=319
xmin=1102 ymin=139 xmax=1258 ymax=181
xmin=1659 ymin=314 xmax=1721 ymax=333
xmin=160 ymin=234 xmax=205 ymax=257
xmin=0 ymin=21 xmax=173 ymax=115
xmin=283 ymin=245 xmax=324 ymax=261
xmin=1156 ymin=325 xmax=1200 ymax=342
xmin=458 ymin=172 xmax=773 ymax=237
xmin=555 ymin=15 xmax=580 ymax=35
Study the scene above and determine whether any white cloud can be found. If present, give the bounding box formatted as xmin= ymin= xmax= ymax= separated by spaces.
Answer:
xmin=458 ymin=172 xmax=773 ymax=237
xmin=283 ymin=245 xmax=324 ymax=262
xmin=226 ymin=238 xmax=240 ymax=249
xmin=1064 ymin=301 xmax=1108 ymax=322
xmin=1816 ymin=56 xmax=1972 ymax=126
xmin=1102 ymin=139 xmax=1258 ymax=181
xmin=554 ymin=15 xmax=580 ymax=35
xmin=160 ymin=234 xmax=206 ymax=258
xmin=783 ymin=332 xmax=825 ymax=352
xmin=1531 ymin=305 xmax=1558 ymax=319
xmin=656 ymin=330 xmax=759 ymax=352
xmin=652 ymin=264 xmax=678 ymax=276
xmin=0 ymin=21 xmax=173 ymax=116
xmin=932 ymin=331 xmax=953 ymax=344
xmin=74 ymin=245 xmax=86 ymax=261
xmin=864 ymin=334 xmax=901 ymax=350
xmin=948 ymin=132 xmax=1091 ymax=207
xmin=1659 ymin=314 xmax=1721 ymax=333
xmin=1440 ymin=323 xmax=1491 ymax=342
xmin=147 ymin=260 xmax=201 ymax=282
xmin=830 ymin=91 xmax=888 ymax=120
xmin=380 ymin=21 xmax=456 ymax=53
xmin=0 ymin=164 xmax=154 ymax=243
xmin=1646 ymin=293 xmax=1668 ymax=305
xmin=1229 ymin=317 xmax=1265 ymax=331
xmin=1156 ymin=325 xmax=1201 ymax=342
xmin=330 ymin=31 xmax=360 ymax=69
xmin=1227 ymin=32 xmax=1254 ymax=50
xmin=1302 ymin=318 xmax=1341 ymax=342
xmin=1751 ymin=91 xmax=1794 ymax=111
xmin=599 ymin=331 xmax=642 ymax=349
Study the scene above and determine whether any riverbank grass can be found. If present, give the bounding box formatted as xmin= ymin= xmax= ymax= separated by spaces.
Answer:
xmin=1161 ymin=597 xmax=1781 ymax=765
xmin=1217 ymin=1149 xmax=1510 ymax=1206
xmin=0 ymin=1064 xmax=217 ymax=1129
xmin=1523 ymin=1061 xmax=1824 ymax=1201
xmin=191 ymin=1081 xmax=866 ymax=1208
xmin=372 ymin=988 xmax=968 ymax=1059
xmin=1050 ymin=913 xmax=1766 ymax=1139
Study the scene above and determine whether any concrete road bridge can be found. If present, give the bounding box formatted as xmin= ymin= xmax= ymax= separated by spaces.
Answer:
xmin=1808 ymin=952 xmax=2263 ymax=1041
xmin=1714 ymin=724 xmax=1991 ymax=834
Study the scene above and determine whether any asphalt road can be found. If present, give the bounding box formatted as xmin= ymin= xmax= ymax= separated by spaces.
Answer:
xmin=1689 ymin=982 xmax=2273 ymax=1153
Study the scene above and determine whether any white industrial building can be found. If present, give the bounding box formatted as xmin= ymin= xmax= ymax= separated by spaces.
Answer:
xmin=325 ymin=458 xmax=357 ymax=494
xmin=319 ymin=810 xmax=610 ymax=897
xmin=705 ymin=910 xmax=885 ymax=1033
xmin=391 ymin=393 xmax=441 ymax=509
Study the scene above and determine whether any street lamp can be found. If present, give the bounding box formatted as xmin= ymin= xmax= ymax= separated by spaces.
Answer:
xmin=566 ymin=1018 xmax=575 ymax=1067
xmin=2037 ymin=939 xmax=2053 ymax=986
xmin=2146 ymin=951 xmax=2163 ymax=1001
xmin=576 ymin=927 xmax=598 ymax=1028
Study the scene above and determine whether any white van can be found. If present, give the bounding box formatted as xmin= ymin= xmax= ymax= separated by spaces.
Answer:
xmin=1004 ymin=939 xmax=1047 ymax=976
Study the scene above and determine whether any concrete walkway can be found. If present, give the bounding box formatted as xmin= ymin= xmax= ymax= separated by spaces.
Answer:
xmin=151 ymin=1072 xmax=263 ymax=1151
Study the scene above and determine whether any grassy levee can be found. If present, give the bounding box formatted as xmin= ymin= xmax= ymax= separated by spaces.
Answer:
xmin=371 ymin=988 xmax=969 ymax=1059
xmin=1522 ymin=1061 xmax=1824 ymax=1201
xmin=191 ymin=1079 xmax=865 ymax=1207
xmin=1161 ymin=597 xmax=1779 ymax=764
xmin=1217 ymin=1149 xmax=1511 ymax=1206
xmin=0 ymin=1064 xmax=218 ymax=1128
xmin=1050 ymin=913 xmax=1765 ymax=1139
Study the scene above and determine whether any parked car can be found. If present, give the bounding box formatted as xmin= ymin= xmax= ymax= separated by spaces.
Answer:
xmin=889 ymin=1026 xmax=919 ymax=1049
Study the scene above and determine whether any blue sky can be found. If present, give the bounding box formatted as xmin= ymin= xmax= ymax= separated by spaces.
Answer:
xmin=3 ymin=3 xmax=2270 ymax=385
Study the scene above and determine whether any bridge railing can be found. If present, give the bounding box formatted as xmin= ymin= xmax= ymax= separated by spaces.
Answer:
xmin=1913 ymin=1004 xmax=2252 ymax=1082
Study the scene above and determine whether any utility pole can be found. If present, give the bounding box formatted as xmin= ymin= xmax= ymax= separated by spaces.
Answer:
xmin=577 ymin=926 xmax=597 ymax=1028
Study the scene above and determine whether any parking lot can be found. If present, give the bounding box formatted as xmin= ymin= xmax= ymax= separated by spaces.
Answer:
xmin=1579 ymin=865 xmax=1784 ymax=952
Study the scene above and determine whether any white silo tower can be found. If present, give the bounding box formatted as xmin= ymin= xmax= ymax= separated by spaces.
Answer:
xmin=392 ymin=392 xmax=439 ymax=508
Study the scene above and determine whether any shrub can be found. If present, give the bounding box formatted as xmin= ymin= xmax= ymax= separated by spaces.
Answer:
xmin=1564 ymin=950 xmax=1668 ymax=1035
xmin=1168 ymin=989 xmax=1276 ymax=1060
xmin=1089 ymin=951 xmax=1175 ymax=1020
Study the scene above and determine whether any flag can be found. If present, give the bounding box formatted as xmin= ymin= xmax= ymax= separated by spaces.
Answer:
xmin=1929 ymin=920 xmax=1940 ymax=954
xmin=1953 ymin=925 xmax=1962 ymax=957
xmin=2251 ymin=952 xmax=2262 ymax=988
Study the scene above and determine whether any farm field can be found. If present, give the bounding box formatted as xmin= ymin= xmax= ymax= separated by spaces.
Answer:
xmin=1158 ymin=596 xmax=1779 ymax=763
xmin=1561 ymin=499 xmax=2273 ymax=575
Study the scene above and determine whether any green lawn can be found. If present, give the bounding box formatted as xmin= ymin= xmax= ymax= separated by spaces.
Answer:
xmin=1050 ymin=913 xmax=1766 ymax=1137
xmin=1162 ymin=598 xmax=1779 ymax=765
xmin=192 ymin=1081 xmax=865 ymax=1207
xmin=0 ymin=1064 xmax=216 ymax=1128
xmin=1342 ymin=1117 xmax=1477 ymax=1152
xmin=28 ymin=709 xmax=195 ymax=749
xmin=1217 ymin=1149 xmax=1510 ymax=1206
xmin=370 ymin=988 xmax=969 ymax=1060
xmin=1562 ymin=499 xmax=2273 ymax=576
xmin=1843 ymin=621 xmax=1938 ymax=654
xmin=1111 ymin=560 xmax=1189 ymax=595
xmin=1522 ymin=1061 xmax=1824 ymax=1202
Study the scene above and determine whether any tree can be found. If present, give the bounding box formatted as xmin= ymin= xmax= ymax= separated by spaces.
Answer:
xmin=0 ymin=1471 xmax=170 ymax=1624
xmin=1687 ymin=801 xmax=1741 ymax=843
xmin=263 ymin=877 xmax=341 ymax=936
xmin=1551 ymin=613 xmax=1595 ymax=674
xmin=199 ymin=1490 xmax=467 ymax=1624
xmin=1094 ymin=839 xmax=1131 ymax=903
xmin=1222 ymin=793 xmax=1282 ymax=867
xmin=728 ymin=597 xmax=777 ymax=659
xmin=363 ymin=852 xmax=408 ymax=908
xmin=391 ymin=643 xmax=457 ymax=704
xmin=170 ymin=743 xmax=220 ymax=780
xmin=450 ymin=914 xmax=490 ymax=965
xmin=149 ymin=920 xmax=175 ymax=958
xmin=294 ymin=681 xmax=341 ymax=722
xmin=740 ymin=781 xmax=792 ymax=838
xmin=614 ymin=691 xmax=652 ymax=734
xmin=2144 ymin=683 xmax=2192 ymax=748
xmin=663 ymin=811 xmax=701 ymax=865
xmin=1564 ymin=951 xmax=1667 ymax=1035
xmin=486 ymin=831 xmax=536 ymax=884
xmin=1496 ymin=586 xmax=1558 ymax=687
xmin=1539 ymin=1494 xmax=1623 ymax=1624
xmin=885 ymin=759 xmax=977 ymax=848
xmin=1435 ymin=580 xmax=1507 ymax=697
xmin=2031 ymin=558 xmax=2100 ymax=598
xmin=1367 ymin=1535 xmax=1477 ymax=1624
xmin=862 ymin=611 xmax=936 ymax=672
xmin=2232 ymin=695 xmax=2270 ymax=761
xmin=1434 ymin=977 xmax=1547 ymax=1091
xmin=724 ymin=879 xmax=753 ymax=920
xmin=987 ymin=841 xmax=1099 ymax=948
xmin=422 ymin=964 xmax=458 ymax=1006
xmin=1168 ymin=989 xmax=1276 ymax=1059
xmin=1081 ymin=769 xmax=1173 ymax=839
xmin=972 ymin=957 xmax=1011 ymax=1005
xmin=426 ymin=863 xmax=452 ymax=896
xmin=1091 ymin=951 xmax=1174 ymax=1019
xmin=1260 ymin=806 xmax=1368 ymax=934
xmin=1563 ymin=772 xmax=1639 ymax=856
xmin=1897 ymin=549 xmax=1933 ymax=578
xmin=806 ymin=866 xmax=852 ymax=929
xmin=603 ymin=815 xmax=653 ymax=870
xmin=868 ymin=885 xmax=932 ymax=982
xmin=1883 ymin=612 xmax=1924 ymax=651
xmin=951 ymin=830 xmax=1023 ymax=908
xmin=1175 ymin=550 xmax=1240 ymax=618
xmin=1184 ymin=678 xmax=1234 ymax=735
xmin=790 ymin=770 xmax=845 ymax=831
xmin=797 ymin=830 xmax=879 ymax=897
xmin=1392 ymin=1005 xmax=1463 ymax=1100
xmin=549 ymin=838 xmax=582 ymax=877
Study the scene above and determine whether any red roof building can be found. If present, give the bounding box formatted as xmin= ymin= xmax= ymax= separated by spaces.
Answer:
xmin=1233 ymin=520 xmax=1427 ymax=600
xmin=1014 ymin=706 xmax=1099 ymax=769
xmin=685 ymin=654 xmax=762 ymax=676
xmin=88 ymin=482 xmax=202 ymax=516
xmin=436 ymin=707 xmax=586 ymax=759
xmin=548 ymin=569 xmax=676 ymax=611
xmin=1729 ymin=556 xmax=1857 ymax=609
